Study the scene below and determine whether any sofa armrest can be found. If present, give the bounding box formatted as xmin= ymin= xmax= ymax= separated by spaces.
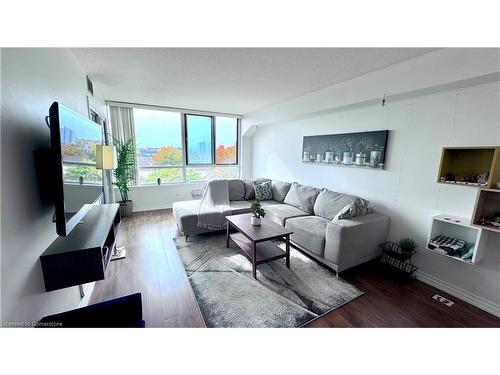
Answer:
xmin=325 ymin=213 xmax=389 ymax=272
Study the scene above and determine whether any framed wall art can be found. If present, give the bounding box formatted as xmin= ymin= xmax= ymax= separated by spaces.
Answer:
xmin=302 ymin=130 xmax=389 ymax=169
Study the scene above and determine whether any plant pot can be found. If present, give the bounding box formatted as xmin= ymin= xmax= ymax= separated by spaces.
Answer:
xmin=343 ymin=152 xmax=353 ymax=165
xmin=355 ymin=153 xmax=366 ymax=166
xmin=370 ymin=150 xmax=381 ymax=167
xmin=324 ymin=152 xmax=333 ymax=163
xmin=119 ymin=200 xmax=133 ymax=217
xmin=251 ymin=216 xmax=261 ymax=226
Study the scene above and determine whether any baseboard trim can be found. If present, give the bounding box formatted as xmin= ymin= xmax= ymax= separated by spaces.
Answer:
xmin=78 ymin=282 xmax=95 ymax=308
xmin=415 ymin=270 xmax=500 ymax=318
xmin=133 ymin=204 xmax=173 ymax=213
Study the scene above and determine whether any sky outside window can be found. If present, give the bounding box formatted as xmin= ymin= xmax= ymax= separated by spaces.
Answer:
xmin=187 ymin=114 xmax=212 ymax=164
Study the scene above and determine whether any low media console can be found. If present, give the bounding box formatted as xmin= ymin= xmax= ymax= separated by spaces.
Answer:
xmin=40 ymin=203 xmax=121 ymax=292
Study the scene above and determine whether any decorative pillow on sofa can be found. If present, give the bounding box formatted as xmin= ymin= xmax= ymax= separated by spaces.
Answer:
xmin=254 ymin=180 xmax=273 ymax=200
xmin=243 ymin=178 xmax=271 ymax=200
xmin=272 ymin=180 xmax=292 ymax=202
xmin=333 ymin=199 xmax=370 ymax=220
xmin=314 ymin=189 xmax=369 ymax=220
xmin=283 ymin=182 xmax=320 ymax=214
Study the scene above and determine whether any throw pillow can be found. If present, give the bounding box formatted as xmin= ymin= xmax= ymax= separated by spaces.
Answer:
xmin=333 ymin=199 xmax=370 ymax=220
xmin=314 ymin=189 xmax=370 ymax=221
xmin=254 ymin=180 xmax=273 ymax=200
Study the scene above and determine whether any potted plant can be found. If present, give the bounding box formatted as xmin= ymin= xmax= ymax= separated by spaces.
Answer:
xmin=355 ymin=140 xmax=367 ymax=166
xmin=370 ymin=144 xmax=381 ymax=167
xmin=250 ymin=198 xmax=266 ymax=226
xmin=343 ymin=138 xmax=353 ymax=164
xmin=335 ymin=150 xmax=343 ymax=163
xmin=113 ymin=137 xmax=137 ymax=217
xmin=399 ymin=237 xmax=417 ymax=257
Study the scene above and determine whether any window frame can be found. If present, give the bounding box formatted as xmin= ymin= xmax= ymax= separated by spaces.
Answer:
xmin=184 ymin=113 xmax=215 ymax=166
xmin=130 ymin=105 xmax=240 ymax=186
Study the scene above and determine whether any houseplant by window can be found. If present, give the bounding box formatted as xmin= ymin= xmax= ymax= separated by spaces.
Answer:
xmin=113 ymin=137 xmax=137 ymax=217
xmin=250 ymin=198 xmax=266 ymax=226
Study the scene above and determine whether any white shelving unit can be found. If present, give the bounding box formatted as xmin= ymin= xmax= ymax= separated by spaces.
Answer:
xmin=427 ymin=214 xmax=489 ymax=265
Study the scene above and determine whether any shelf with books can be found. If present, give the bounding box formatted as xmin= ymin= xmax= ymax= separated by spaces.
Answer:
xmin=427 ymin=214 xmax=488 ymax=265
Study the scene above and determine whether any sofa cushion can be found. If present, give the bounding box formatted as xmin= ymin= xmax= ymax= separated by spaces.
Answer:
xmin=254 ymin=180 xmax=273 ymax=200
xmin=272 ymin=180 xmax=292 ymax=202
xmin=230 ymin=200 xmax=282 ymax=216
xmin=259 ymin=200 xmax=283 ymax=207
xmin=172 ymin=200 xmax=214 ymax=236
xmin=228 ymin=180 xmax=245 ymax=201
xmin=264 ymin=204 xmax=310 ymax=225
xmin=314 ymin=189 xmax=370 ymax=221
xmin=286 ymin=216 xmax=329 ymax=257
xmin=283 ymin=182 xmax=321 ymax=214
xmin=229 ymin=200 xmax=252 ymax=215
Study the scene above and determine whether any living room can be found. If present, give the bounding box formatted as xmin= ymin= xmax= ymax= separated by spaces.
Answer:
xmin=1 ymin=1 xmax=500 ymax=374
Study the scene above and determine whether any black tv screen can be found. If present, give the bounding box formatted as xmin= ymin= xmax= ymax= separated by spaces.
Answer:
xmin=49 ymin=102 xmax=104 ymax=236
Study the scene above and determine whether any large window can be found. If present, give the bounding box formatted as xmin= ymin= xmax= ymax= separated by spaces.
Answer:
xmin=186 ymin=115 xmax=213 ymax=164
xmin=215 ymin=116 xmax=238 ymax=164
xmin=132 ymin=107 xmax=239 ymax=185
xmin=134 ymin=108 xmax=183 ymax=184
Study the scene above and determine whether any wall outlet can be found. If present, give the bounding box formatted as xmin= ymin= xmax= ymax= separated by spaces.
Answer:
xmin=432 ymin=294 xmax=454 ymax=307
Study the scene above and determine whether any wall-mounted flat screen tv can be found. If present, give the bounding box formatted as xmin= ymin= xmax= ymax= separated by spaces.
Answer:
xmin=49 ymin=102 xmax=104 ymax=236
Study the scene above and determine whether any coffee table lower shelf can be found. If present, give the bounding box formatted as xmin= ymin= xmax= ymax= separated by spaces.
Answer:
xmin=229 ymin=232 xmax=289 ymax=276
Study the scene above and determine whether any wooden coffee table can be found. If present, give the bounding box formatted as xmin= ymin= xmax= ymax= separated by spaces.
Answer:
xmin=225 ymin=213 xmax=293 ymax=279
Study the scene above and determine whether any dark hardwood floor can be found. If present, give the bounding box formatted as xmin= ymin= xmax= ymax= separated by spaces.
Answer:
xmin=89 ymin=209 xmax=204 ymax=327
xmin=89 ymin=209 xmax=500 ymax=328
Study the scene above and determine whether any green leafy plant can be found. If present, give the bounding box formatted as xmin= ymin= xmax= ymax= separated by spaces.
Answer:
xmin=344 ymin=138 xmax=353 ymax=153
xmin=357 ymin=140 xmax=367 ymax=155
xmin=399 ymin=237 xmax=417 ymax=253
xmin=112 ymin=137 xmax=137 ymax=203
xmin=250 ymin=198 xmax=266 ymax=219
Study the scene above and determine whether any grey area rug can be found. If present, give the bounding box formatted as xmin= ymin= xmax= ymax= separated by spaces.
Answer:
xmin=174 ymin=233 xmax=363 ymax=328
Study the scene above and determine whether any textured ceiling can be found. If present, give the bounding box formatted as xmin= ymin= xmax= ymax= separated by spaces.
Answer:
xmin=72 ymin=48 xmax=436 ymax=114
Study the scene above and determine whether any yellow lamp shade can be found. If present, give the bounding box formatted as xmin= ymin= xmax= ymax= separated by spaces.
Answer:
xmin=96 ymin=145 xmax=117 ymax=170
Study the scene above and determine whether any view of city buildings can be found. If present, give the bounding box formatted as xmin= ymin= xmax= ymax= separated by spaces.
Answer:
xmin=61 ymin=107 xmax=240 ymax=185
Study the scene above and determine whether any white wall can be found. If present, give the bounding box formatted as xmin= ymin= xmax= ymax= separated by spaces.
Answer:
xmin=246 ymin=50 xmax=500 ymax=316
xmin=121 ymin=182 xmax=205 ymax=212
xmin=1 ymin=48 xmax=106 ymax=324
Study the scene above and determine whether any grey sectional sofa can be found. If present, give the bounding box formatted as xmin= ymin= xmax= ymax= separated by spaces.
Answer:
xmin=172 ymin=179 xmax=389 ymax=274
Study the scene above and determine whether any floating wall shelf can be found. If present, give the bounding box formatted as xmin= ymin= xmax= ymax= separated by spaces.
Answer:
xmin=427 ymin=214 xmax=488 ymax=265
xmin=437 ymin=146 xmax=500 ymax=188
xmin=472 ymin=188 xmax=500 ymax=233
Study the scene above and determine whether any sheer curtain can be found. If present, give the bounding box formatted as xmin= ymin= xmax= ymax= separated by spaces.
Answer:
xmin=108 ymin=105 xmax=138 ymax=200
